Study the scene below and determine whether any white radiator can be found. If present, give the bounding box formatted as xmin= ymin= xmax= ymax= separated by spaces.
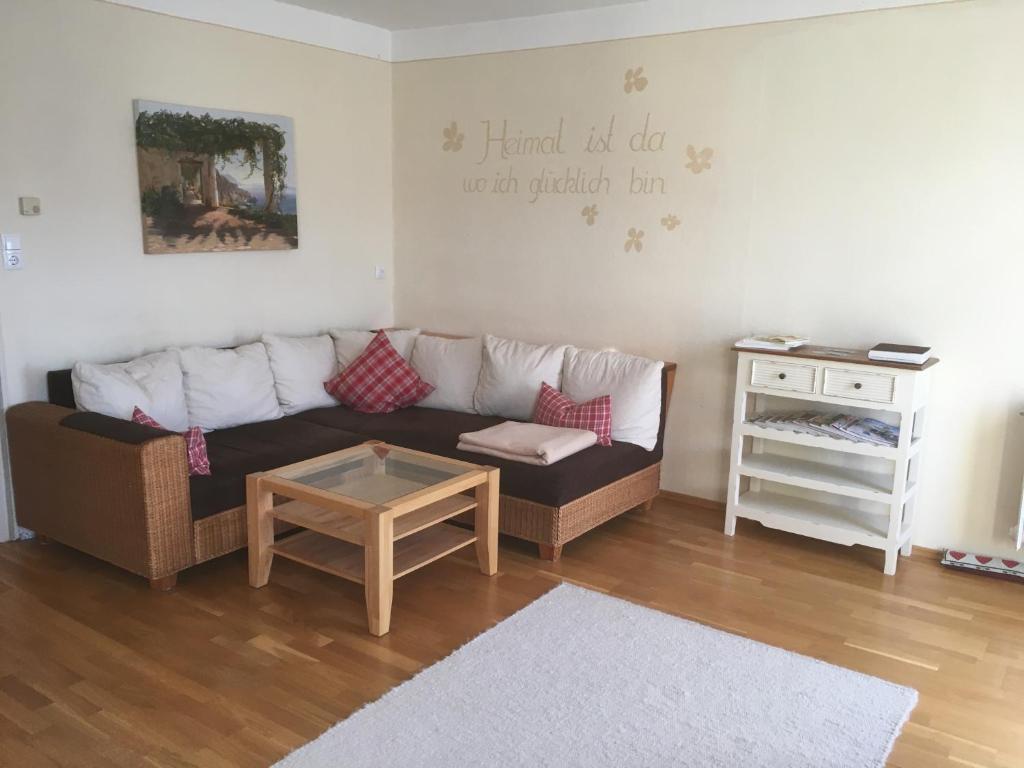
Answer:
xmin=1016 ymin=473 xmax=1024 ymax=550
xmin=1016 ymin=411 xmax=1024 ymax=550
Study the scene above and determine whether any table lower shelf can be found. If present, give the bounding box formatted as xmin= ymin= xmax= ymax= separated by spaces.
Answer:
xmin=271 ymin=494 xmax=476 ymax=546
xmin=270 ymin=523 xmax=476 ymax=585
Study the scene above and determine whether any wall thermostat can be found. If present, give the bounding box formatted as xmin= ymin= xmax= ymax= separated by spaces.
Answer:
xmin=19 ymin=197 xmax=41 ymax=216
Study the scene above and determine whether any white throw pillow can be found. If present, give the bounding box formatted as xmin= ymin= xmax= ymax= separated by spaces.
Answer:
xmin=178 ymin=343 xmax=284 ymax=430
xmin=71 ymin=350 xmax=190 ymax=432
xmin=474 ymin=335 xmax=569 ymax=421
xmin=262 ymin=334 xmax=338 ymax=416
xmin=329 ymin=328 xmax=420 ymax=369
xmin=562 ymin=348 xmax=664 ymax=451
xmin=411 ymin=335 xmax=482 ymax=413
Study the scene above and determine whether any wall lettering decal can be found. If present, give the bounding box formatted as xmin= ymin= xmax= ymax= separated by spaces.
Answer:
xmin=584 ymin=116 xmax=615 ymax=153
xmin=624 ymin=227 xmax=645 ymax=252
xmin=442 ymin=121 xmax=464 ymax=152
xmin=685 ymin=145 xmax=713 ymax=174
xmin=437 ymin=65 xmax=714 ymax=253
xmin=624 ymin=67 xmax=648 ymax=94
xmin=454 ymin=113 xmax=672 ymax=204
xmin=478 ymin=118 xmax=565 ymax=163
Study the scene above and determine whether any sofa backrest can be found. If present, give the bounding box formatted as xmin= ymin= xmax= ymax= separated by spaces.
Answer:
xmin=413 ymin=331 xmax=677 ymax=453
xmin=46 ymin=335 xmax=677 ymax=451
xmin=47 ymin=369 xmax=75 ymax=409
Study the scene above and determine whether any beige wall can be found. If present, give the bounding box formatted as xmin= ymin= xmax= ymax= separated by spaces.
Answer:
xmin=393 ymin=0 xmax=1024 ymax=556
xmin=1 ymin=0 xmax=1021 ymax=556
xmin=0 ymin=0 xmax=394 ymax=406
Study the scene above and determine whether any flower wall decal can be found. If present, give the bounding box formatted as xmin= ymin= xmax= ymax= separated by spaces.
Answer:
xmin=685 ymin=145 xmax=713 ymax=174
xmin=624 ymin=227 xmax=645 ymax=252
xmin=624 ymin=66 xmax=648 ymax=94
xmin=442 ymin=121 xmax=464 ymax=152
xmin=581 ymin=204 xmax=599 ymax=225
xmin=661 ymin=214 xmax=680 ymax=231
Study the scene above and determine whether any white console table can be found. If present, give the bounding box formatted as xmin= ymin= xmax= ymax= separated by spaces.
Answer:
xmin=725 ymin=346 xmax=938 ymax=575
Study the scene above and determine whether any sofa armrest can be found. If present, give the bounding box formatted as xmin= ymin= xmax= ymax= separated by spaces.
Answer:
xmin=60 ymin=410 xmax=177 ymax=443
xmin=5 ymin=402 xmax=194 ymax=580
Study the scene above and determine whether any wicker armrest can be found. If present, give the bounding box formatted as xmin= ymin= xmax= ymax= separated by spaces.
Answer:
xmin=60 ymin=410 xmax=176 ymax=443
xmin=5 ymin=402 xmax=194 ymax=580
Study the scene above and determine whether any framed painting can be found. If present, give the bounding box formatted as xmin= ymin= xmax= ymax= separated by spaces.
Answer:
xmin=133 ymin=100 xmax=298 ymax=253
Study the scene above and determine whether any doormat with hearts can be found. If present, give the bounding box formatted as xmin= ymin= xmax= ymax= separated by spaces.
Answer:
xmin=942 ymin=549 xmax=1024 ymax=580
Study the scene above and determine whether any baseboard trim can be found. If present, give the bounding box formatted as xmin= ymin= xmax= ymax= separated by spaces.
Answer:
xmin=657 ymin=490 xmax=725 ymax=512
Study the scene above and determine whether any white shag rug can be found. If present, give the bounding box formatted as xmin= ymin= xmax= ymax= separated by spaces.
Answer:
xmin=276 ymin=584 xmax=917 ymax=768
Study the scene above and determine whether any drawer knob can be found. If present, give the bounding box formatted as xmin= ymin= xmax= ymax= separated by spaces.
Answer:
xmin=778 ymin=373 xmax=787 ymax=380
xmin=853 ymin=382 xmax=863 ymax=390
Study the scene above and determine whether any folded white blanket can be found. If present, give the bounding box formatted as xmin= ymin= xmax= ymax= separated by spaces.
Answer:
xmin=458 ymin=421 xmax=597 ymax=466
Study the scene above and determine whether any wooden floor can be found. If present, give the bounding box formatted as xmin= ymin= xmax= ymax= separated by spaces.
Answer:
xmin=0 ymin=497 xmax=1021 ymax=768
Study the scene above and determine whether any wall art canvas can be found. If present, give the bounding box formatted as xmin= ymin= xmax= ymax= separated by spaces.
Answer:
xmin=134 ymin=100 xmax=298 ymax=253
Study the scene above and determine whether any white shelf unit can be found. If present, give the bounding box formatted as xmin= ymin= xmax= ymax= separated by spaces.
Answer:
xmin=726 ymin=348 xmax=936 ymax=575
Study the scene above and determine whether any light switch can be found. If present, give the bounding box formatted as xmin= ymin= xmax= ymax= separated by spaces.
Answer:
xmin=19 ymin=197 xmax=41 ymax=216
xmin=374 ymin=265 xmax=386 ymax=280
xmin=2 ymin=233 xmax=24 ymax=270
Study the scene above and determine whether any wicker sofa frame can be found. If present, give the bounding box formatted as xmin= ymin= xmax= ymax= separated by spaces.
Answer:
xmin=5 ymin=350 xmax=675 ymax=590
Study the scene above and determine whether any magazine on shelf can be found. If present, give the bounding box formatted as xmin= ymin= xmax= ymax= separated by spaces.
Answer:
xmin=746 ymin=411 xmax=899 ymax=448
xmin=833 ymin=417 xmax=900 ymax=447
xmin=735 ymin=334 xmax=809 ymax=351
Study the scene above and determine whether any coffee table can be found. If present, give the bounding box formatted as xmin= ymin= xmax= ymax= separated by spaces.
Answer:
xmin=246 ymin=441 xmax=499 ymax=636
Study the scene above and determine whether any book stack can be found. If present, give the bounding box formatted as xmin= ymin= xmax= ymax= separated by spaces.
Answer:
xmin=734 ymin=334 xmax=809 ymax=351
xmin=747 ymin=411 xmax=900 ymax=448
xmin=868 ymin=343 xmax=931 ymax=365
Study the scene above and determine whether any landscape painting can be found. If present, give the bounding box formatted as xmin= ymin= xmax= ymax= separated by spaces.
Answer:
xmin=134 ymin=100 xmax=298 ymax=253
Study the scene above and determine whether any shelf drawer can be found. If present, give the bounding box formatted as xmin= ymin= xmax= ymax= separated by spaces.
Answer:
xmin=822 ymin=367 xmax=895 ymax=403
xmin=750 ymin=359 xmax=817 ymax=393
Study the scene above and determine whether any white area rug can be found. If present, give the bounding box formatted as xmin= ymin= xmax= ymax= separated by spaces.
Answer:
xmin=276 ymin=584 xmax=917 ymax=768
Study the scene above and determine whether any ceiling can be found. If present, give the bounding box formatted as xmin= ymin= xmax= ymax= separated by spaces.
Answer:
xmin=275 ymin=0 xmax=645 ymax=31
xmin=103 ymin=0 xmax=959 ymax=61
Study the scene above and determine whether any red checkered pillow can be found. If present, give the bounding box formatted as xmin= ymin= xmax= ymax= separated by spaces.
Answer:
xmin=323 ymin=331 xmax=434 ymax=414
xmin=132 ymin=406 xmax=211 ymax=476
xmin=533 ymin=382 xmax=612 ymax=446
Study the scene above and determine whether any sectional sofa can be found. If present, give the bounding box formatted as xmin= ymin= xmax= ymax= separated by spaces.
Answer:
xmin=5 ymin=330 xmax=675 ymax=589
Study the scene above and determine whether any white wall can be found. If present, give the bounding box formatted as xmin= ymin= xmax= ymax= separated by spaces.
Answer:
xmin=393 ymin=0 xmax=1024 ymax=558
xmin=0 ymin=0 xmax=394 ymax=408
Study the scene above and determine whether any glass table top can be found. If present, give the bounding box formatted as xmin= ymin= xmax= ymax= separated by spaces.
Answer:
xmin=270 ymin=443 xmax=472 ymax=505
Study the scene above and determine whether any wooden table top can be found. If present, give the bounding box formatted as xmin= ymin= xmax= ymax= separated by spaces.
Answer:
xmin=731 ymin=344 xmax=939 ymax=371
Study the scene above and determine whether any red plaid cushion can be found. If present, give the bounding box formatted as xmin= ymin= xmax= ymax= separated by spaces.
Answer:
xmin=533 ymin=382 xmax=612 ymax=446
xmin=132 ymin=406 xmax=211 ymax=476
xmin=323 ymin=331 xmax=434 ymax=414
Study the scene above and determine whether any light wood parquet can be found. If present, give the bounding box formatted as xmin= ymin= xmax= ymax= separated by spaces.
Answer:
xmin=0 ymin=497 xmax=1021 ymax=767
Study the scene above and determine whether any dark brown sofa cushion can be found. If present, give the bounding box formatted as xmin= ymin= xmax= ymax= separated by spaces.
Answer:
xmin=294 ymin=405 xmax=662 ymax=508
xmin=293 ymin=404 xmax=504 ymax=446
xmin=50 ymin=365 xmax=670 ymax=520
xmin=189 ymin=418 xmax=365 ymax=520
xmin=48 ymin=369 xmax=76 ymax=410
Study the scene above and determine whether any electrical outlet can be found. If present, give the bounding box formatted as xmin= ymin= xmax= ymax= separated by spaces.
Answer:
xmin=3 ymin=249 xmax=23 ymax=270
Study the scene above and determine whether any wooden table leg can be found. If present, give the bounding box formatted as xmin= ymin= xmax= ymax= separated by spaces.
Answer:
xmin=475 ymin=468 xmax=500 ymax=576
xmin=247 ymin=474 xmax=275 ymax=588
xmin=364 ymin=509 xmax=394 ymax=636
